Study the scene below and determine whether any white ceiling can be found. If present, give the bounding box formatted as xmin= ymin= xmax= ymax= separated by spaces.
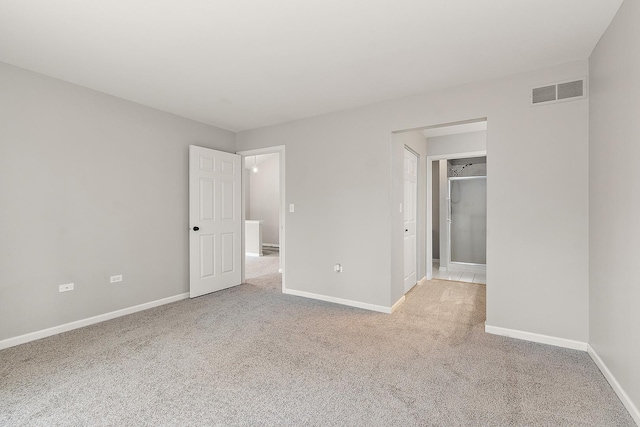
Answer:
xmin=0 ymin=1 xmax=622 ymax=132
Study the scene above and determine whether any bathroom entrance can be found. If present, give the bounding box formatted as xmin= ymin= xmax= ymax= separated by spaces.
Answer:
xmin=433 ymin=157 xmax=487 ymax=283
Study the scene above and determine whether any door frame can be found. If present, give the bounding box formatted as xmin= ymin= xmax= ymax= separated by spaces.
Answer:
xmin=237 ymin=145 xmax=286 ymax=291
xmin=426 ymin=150 xmax=486 ymax=280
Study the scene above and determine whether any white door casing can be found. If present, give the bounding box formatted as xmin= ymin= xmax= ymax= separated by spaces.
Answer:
xmin=404 ymin=148 xmax=418 ymax=293
xmin=189 ymin=145 xmax=242 ymax=298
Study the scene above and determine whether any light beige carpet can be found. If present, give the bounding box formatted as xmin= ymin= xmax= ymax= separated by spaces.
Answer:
xmin=0 ymin=273 xmax=634 ymax=426
xmin=245 ymin=253 xmax=280 ymax=279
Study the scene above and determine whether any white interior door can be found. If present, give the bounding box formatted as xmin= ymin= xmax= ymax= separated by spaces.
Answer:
xmin=189 ymin=145 xmax=242 ymax=298
xmin=404 ymin=148 xmax=418 ymax=292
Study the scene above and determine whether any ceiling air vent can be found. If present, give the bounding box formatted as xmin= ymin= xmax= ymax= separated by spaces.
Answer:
xmin=531 ymin=78 xmax=587 ymax=106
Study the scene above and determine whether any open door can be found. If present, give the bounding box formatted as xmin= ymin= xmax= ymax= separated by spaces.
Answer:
xmin=189 ymin=145 xmax=242 ymax=298
xmin=404 ymin=147 xmax=418 ymax=292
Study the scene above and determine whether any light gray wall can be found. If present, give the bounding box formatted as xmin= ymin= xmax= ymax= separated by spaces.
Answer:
xmin=432 ymin=161 xmax=440 ymax=260
xmin=426 ymin=130 xmax=487 ymax=157
xmin=589 ymin=0 xmax=640 ymax=414
xmin=237 ymin=60 xmax=589 ymax=342
xmin=393 ymin=131 xmax=428 ymax=286
xmin=248 ymin=154 xmax=280 ymax=245
xmin=0 ymin=62 xmax=235 ymax=341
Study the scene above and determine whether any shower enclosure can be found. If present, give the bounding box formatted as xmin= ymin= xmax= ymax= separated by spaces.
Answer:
xmin=447 ymin=176 xmax=487 ymax=271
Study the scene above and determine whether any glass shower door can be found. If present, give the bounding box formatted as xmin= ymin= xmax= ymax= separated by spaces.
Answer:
xmin=448 ymin=177 xmax=487 ymax=265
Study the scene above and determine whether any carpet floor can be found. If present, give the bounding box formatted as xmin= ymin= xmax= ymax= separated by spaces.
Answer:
xmin=0 ymin=272 xmax=634 ymax=426
xmin=245 ymin=253 xmax=280 ymax=279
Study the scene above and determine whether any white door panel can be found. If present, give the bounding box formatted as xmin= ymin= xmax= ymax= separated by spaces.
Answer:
xmin=404 ymin=148 xmax=418 ymax=293
xmin=190 ymin=145 xmax=241 ymax=298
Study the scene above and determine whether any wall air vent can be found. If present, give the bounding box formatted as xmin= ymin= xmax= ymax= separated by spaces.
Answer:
xmin=530 ymin=78 xmax=587 ymax=106
xmin=532 ymin=85 xmax=557 ymax=104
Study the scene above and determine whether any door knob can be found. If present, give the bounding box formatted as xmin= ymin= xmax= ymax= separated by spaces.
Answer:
xmin=405 ymin=229 xmax=408 ymax=232
xmin=192 ymin=226 xmax=200 ymax=231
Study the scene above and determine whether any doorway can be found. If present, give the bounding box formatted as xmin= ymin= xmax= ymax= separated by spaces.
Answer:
xmin=433 ymin=156 xmax=487 ymax=283
xmin=424 ymin=122 xmax=487 ymax=284
xmin=391 ymin=119 xmax=487 ymax=311
xmin=237 ymin=146 xmax=286 ymax=291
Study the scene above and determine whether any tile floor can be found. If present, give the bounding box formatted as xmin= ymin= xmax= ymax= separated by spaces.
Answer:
xmin=431 ymin=261 xmax=486 ymax=284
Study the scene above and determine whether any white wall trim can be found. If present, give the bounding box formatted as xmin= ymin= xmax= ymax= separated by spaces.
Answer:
xmin=588 ymin=345 xmax=640 ymax=425
xmin=284 ymin=288 xmax=399 ymax=314
xmin=245 ymin=252 xmax=262 ymax=257
xmin=485 ymin=324 xmax=587 ymax=351
xmin=0 ymin=293 xmax=189 ymax=351
xmin=417 ymin=276 xmax=428 ymax=286
xmin=447 ymin=262 xmax=486 ymax=274
xmin=391 ymin=295 xmax=406 ymax=313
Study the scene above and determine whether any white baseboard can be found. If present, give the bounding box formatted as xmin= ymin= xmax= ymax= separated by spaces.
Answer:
xmin=588 ymin=345 xmax=640 ymax=426
xmin=448 ymin=262 xmax=486 ymax=274
xmin=283 ymin=288 xmax=398 ymax=314
xmin=245 ymin=252 xmax=262 ymax=257
xmin=0 ymin=293 xmax=189 ymax=351
xmin=390 ymin=295 xmax=405 ymax=313
xmin=485 ymin=324 xmax=587 ymax=351
xmin=262 ymin=243 xmax=279 ymax=248
xmin=417 ymin=276 xmax=428 ymax=286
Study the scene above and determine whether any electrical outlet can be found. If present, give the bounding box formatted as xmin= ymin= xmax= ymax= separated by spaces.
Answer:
xmin=110 ymin=275 xmax=123 ymax=283
xmin=289 ymin=204 xmax=295 ymax=213
xmin=59 ymin=283 xmax=74 ymax=292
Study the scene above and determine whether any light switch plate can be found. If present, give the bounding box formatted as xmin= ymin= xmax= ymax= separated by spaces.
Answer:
xmin=59 ymin=283 xmax=74 ymax=292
